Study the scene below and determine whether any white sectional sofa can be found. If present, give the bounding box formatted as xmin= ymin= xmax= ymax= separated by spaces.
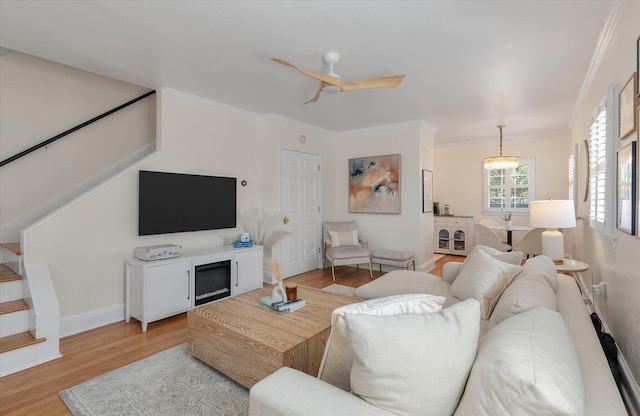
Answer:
xmin=249 ymin=246 xmax=627 ymax=416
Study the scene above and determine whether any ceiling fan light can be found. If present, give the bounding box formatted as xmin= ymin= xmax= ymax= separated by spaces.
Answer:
xmin=322 ymin=85 xmax=341 ymax=94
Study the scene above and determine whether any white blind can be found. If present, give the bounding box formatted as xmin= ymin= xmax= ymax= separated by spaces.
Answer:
xmin=568 ymin=148 xmax=575 ymax=202
xmin=588 ymin=105 xmax=607 ymax=228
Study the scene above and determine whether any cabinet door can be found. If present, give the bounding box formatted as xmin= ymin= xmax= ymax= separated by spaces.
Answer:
xmin=437 ymin=227 xmax=451 ymax=251
xmin=452 ymin=228 xmax=467 ymax=254
xmin=232 ymin=249 xmax=263 ymax=296
xmin=146 ymin=261 xmax=191 ymax=320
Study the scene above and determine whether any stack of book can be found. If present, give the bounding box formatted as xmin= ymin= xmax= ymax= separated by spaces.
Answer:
xmin=260 ymin=296 xmax=306 ymax=313
xmin=233 ymin=240 xmax=254 ymax=248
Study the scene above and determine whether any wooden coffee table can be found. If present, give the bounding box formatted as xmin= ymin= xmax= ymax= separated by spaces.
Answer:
xmin=187 ymin=285 xmax=358 ymax=388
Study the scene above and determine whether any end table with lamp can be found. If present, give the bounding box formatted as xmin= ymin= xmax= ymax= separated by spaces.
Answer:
xmin=529 ymin=199 xmax=576 ymax=264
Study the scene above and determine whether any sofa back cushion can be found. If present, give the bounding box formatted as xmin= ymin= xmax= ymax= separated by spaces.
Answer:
xmin=520 ymin=255 xmax=558 ymax=290
xmin=490 ymin=258 xmax=558 ymax=327
xmin=449 ymin=249 xmax=523 ymax=319
xmin=318 ymin=293 xmax=445 ymax=391
xmin=347 ymin=299 xmax=480 ymax=416
xmin=454 ymin=308 xmax=584 ymax=416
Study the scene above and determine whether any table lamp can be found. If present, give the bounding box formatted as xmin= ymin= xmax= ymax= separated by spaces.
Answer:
xmin=529 ymin=199 xmax=576 ymax=264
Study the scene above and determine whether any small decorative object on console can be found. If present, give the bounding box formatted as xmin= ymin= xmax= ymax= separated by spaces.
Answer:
xmin=233 ymin=239 xmax=254 ymax=247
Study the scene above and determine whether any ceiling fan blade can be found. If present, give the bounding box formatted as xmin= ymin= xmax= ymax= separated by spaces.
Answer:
xmin=340 ymin=74 xmax=405 ymax=91
xmin=271 ymin=57 xmax=342 ymax=87
xmin=304 ymin=81 xmax=328 ymax=105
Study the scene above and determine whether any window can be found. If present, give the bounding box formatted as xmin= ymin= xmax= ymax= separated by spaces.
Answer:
xmin=483 ymin=158 xmax=535 ymax=213
xmin=588 ymin=85 xmax=617 ymax=242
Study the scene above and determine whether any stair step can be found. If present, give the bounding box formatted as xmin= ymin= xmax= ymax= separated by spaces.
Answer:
xmin=0 ymin=331 xmax=46 ymax=354
xmin=0 ymin=264 xmax=21 ymax=283
xmin=0 ymin=242 xmax=21 ymax=256
xmin=0 ymin=299 xmax=29 ymax=315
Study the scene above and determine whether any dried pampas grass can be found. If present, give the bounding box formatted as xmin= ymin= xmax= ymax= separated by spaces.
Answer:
xmin=265 ymin=258 xmax=283 ymax=282
xmin=239 ymin=208 xmax=290 ymax=249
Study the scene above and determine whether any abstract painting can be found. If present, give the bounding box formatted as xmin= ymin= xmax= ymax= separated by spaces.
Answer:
xmin=348 ymin=154 xmax=400 ymax=213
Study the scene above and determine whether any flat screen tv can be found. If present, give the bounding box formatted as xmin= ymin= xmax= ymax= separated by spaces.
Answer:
xmin=138 ymin=170 xmax=236 ymax=236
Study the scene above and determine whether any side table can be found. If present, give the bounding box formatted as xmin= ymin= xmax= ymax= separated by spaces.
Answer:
xmin=556 ymin=259 xmax=589 ymax=275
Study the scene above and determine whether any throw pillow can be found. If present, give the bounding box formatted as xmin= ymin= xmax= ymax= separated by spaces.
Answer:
xmin=318 ymin=293 xmax=445 ymax=392
xmin=328 ymin=230 xmax=358 ymax=247
xmin=346 ymin=299 xmax=481 ymax=416
xmin=444 ymin=244 xmax=523 ymax=284
xmin=454 ymin=308 xmax=584 ymax=416
xmin=449 ymin=249 xmax=523 ymax=319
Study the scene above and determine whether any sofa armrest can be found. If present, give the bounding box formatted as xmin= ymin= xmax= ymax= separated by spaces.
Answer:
xmin=249 ymin=368 xmax=394 ymax=416
xmin=442 ymin=262 xmax=463 ymax=283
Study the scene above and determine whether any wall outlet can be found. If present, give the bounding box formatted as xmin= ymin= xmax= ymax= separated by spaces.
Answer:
xmin=592 ymin=282 xmax=607 ymax=298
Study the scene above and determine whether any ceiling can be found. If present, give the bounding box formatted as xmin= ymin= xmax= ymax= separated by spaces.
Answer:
xmin=0 ymin=1 xmax=617 ymax=143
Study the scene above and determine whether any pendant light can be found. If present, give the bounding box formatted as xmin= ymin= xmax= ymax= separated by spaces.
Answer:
xmin=484 ymin=125 xmax=519 ymax=169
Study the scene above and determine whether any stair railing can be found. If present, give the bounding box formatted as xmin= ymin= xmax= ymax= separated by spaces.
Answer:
xmin=0 ymin=90 xmax=156 ymax=168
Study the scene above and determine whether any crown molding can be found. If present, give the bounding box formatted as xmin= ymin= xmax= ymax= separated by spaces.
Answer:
xmin=569 ymin=0 xmax=626 ymax=128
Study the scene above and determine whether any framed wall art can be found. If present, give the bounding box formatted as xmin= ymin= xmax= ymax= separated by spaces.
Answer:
xmin=348 ymin=154 xmax=400 ymax=214
xmin=619 ymin=72 xmax=637 ymax=139
xmin=422 ymin=170 xmax=433 ymax=213
xmin=637 ymin=35 xmax=639 ymax=97
xmin=617 ymin=141 xmax=636 ymax=235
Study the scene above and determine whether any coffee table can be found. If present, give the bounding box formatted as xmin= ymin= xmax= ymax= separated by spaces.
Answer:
xmin=187 ymin=284 xmax=358 ymax=388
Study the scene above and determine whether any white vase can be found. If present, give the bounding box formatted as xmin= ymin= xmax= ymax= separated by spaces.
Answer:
xmin=506 ymin=220 xmax=512 ymax=229
xmin=272 ymin=282 xmax=286 ymax=302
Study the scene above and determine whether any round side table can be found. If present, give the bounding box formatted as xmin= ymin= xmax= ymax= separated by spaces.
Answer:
xmin=556 ymin=259 xmax=589 ymax=274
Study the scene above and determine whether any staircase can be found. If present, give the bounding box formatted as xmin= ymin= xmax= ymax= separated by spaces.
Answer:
xmin=0 ymin=242 xmax=60 ymax=377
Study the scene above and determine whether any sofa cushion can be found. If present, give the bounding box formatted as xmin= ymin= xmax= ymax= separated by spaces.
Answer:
xmin=490 ymin=260 xmax=558 ymax=327
xmin=449 ymin=249 xmax=523 ymax=319
xmin=318 ymin=293 xmax=445 ymax=392
xmin=522 ymin=255 xmax=559 ymax=290
xmin=454 ymin=308 xmax=584 ymax=416
xmin=354 ymin=270 xmax=459 ymax=307
xmin=346 ymin=299 xmax=480 ymax=416
xmin=444 ymin=244 xmax=523 ymax=284
xmin=328 ymin=230 xmax=358 ymax=247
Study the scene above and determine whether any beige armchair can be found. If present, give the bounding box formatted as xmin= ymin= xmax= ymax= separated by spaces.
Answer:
xmin=479 ymin=219 xmax=508 ymax=244
xmin=515 ymin=227 xmax=544 ymax=258
xmin=323 ymin=221 xmax=373 ymax=281
xmin=474 ymin=223 xmax=511 ymax=252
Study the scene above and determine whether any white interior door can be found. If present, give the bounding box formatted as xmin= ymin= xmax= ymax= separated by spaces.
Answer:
xmin=280 ymin=149 xmax=321 ymax=278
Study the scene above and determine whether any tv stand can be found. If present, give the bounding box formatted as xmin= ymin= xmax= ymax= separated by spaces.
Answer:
xmin=125 ymin=245 xmax=263 ymax=332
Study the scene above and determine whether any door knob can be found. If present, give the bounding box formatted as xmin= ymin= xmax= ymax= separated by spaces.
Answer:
xmin=283 ymin=216 xmax=289 ymax=224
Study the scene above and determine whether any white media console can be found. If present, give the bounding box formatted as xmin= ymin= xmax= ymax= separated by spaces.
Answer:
xmin=125 ymin=244 xmax=263 ymax=332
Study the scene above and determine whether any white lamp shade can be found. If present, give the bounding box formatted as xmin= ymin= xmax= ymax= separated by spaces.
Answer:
xmin=529 ymin=200 xmax=576 ymax=263
xmin=529 ymin=200 xmax=576 ymax=229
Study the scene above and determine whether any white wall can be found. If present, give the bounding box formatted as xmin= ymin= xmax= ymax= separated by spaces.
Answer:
xmin=335 ymin=121 xmax=435 ymax=269
xmin=0 ymin=52 xmax=155 ymax=229
xmin=569 ymin=0 xmax=640 ymax=401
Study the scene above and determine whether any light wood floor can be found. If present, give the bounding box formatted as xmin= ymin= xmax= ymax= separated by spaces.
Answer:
xmin=0 ymin=255 xmax=463 ymax=416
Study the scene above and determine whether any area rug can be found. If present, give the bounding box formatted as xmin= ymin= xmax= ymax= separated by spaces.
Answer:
xmin=59 ymin=343 xmax=248 ymax=416
xmin=323 ymin=283 xmax=357 ymax=297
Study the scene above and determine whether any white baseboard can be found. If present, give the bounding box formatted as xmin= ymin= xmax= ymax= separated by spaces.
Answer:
xmin=60 ymin=304 xmax=124 ymax=338
xmin=620 ymin=352 xmax=640 ymax=416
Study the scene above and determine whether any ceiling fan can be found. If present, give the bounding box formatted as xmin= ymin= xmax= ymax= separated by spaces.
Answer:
xmin=272 ymin=52 xmax=405 ymax=104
